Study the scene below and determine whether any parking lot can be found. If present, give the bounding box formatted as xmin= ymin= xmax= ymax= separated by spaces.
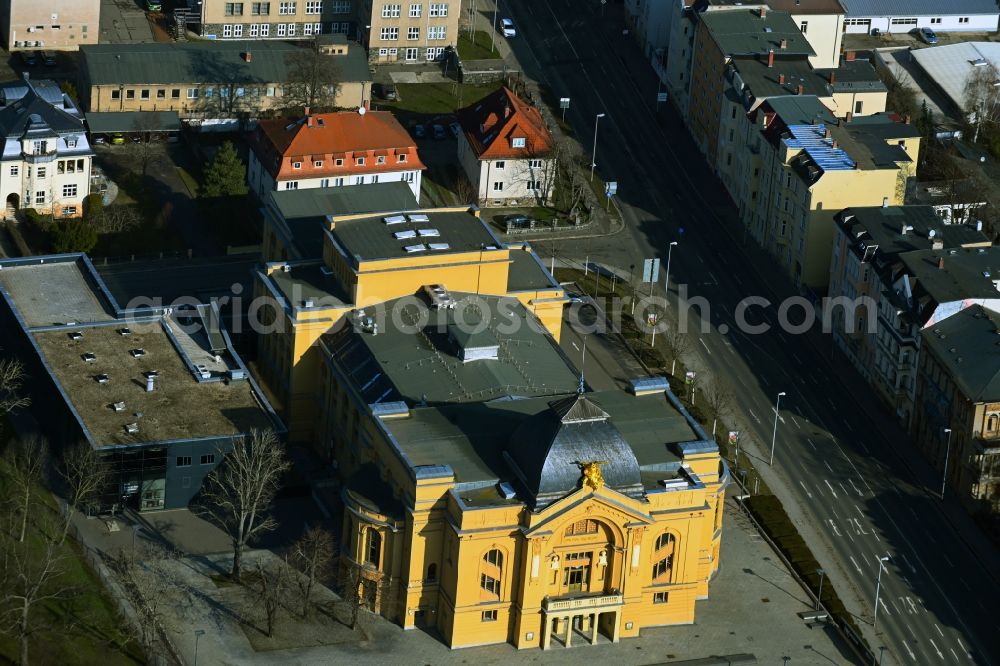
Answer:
xmin=100 ymin=0 xmax=156 ymax=43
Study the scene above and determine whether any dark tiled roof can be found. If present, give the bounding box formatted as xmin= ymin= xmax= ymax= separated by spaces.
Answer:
xmin=922 ymin=305 xmax=1000 ymax=403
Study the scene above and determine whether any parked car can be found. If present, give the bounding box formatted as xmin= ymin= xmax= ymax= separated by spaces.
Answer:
xmin=17 ymin=51 xmax=37 ymax=67
xmin=449 ymin=121 xmax=461 ymax=138
xmin=919 ymin=27 xmax=938 ymax=44
xmin=502 ymin=214 xmax=535 ymax=229
xmin=41 ymin=51 xmax=56 ymax=67
xmin=432 ymin=124 xmax=446 ymax=140
xmin=110 ymin=133 xmax=125 ymax=145
xmin=375 ymin=82 xmax=397 ymax=101
xmin=146 ymin=0 xmax=162 ymax=10
xmin=501 ymin=18 xmax=516 ymax=38
xmin=93 ymin=135 xmax=106 ymax=145
xmin=413 ymin=123 xmax=427 ymax=139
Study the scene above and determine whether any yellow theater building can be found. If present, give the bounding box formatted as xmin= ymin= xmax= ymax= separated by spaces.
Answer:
xmin=252 ymin=205 xmax=728 ymax=648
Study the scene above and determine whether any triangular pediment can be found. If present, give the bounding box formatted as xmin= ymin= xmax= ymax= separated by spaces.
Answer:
xmin=523 ymin=485 xmax=652 ymax=537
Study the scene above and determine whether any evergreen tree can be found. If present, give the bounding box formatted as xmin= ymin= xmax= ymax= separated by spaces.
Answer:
xmin=49 ymin=218 xmax=97 ymax=253
xmin=200 ymin=141 xmax=248 ymax=199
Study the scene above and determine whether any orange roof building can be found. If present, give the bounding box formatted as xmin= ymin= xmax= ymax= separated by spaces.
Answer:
xmin=248 ymin=108 xmax=425 ymax=202
xmin=456 ymin=87 xmax=556 ymax=207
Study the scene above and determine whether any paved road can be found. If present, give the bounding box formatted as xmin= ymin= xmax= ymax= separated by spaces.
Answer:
xmin=504 ymin=1 xmax=1000 ymax=664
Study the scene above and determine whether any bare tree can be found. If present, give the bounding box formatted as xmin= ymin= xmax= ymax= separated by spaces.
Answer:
xmin=662 ymin=324 xmax=692 ymax=365
xmin=284 ymin=42 xmax=342 ymax=112
xmin=108 ymin=544 xmax=168 ymax=652
xmin=0 ymin=358 xmax=30 ymax=420
xmin=965 ymin=61 xmax=1000 ymax=144
xmin=454 ymin=172 xmax=479 ymax=205
xmin=0 ymin=536 xmax=69 ymax=666
xmin=289 ymin=526 xmax=335 ymax=618
xmin=199 ymin=429 xmax=289 ymax=581
xmin=249 ymin=558 xmax=292 ymax=637
xmin=339 ymin=562 xmax=378 ymax=631
xmin=92 ymin=205 xmax=142 ymax=234
xmin=128 ymin=113 xmax=163 ymax=178
xmin=57 ymin=441 xmax=110 ymax=543
xmin=4 ymin=435 xmax=48 ymax=544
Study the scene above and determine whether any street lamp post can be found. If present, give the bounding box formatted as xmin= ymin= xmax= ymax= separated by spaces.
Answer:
xmin=664 ymin=241 xmax=678 ymax=300
xmin=877 ymin=646 xmax=887 ymax=666
xmin=873 ymin=555 xmax=890 ymax=631
xmin=941 ymin=427 xmax=952 ymax=500
xmin=590 ymin=113 xmax=606 ymax=182
xmin=194 ymin=629 xmax=206 ymax=666
xmin=769 ymin=391 xmax=787 ymax=465
xmin=815 ymin=568 xmax=825 ymax=611
xmin=490 ymin=0 xmax=498 ymax=54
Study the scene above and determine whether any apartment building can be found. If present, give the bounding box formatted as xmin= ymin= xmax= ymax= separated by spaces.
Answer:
xmin=198 ymin=0 xmax=354 ymax=40
xmin=79 ymin=40 xmax=371 ymax=120
xmin=0 ymin=0 xmax=100 ymax=51
xmin=742 ymin=96 xmax=921 ymax=290
xmin=456 ymin=86 xmax=556 ymax=207
xmin=248 ymin=108 xmax=424 ymax=200
xmin=717 ymin=52 xmax=888 ymax=199
xmin=0 ymin=77 xmax=93 ymax=220
xmin=827 ymin=206 xmax=989 ymax=425
xmin=358 ymin=0 xmax=458 ymax=63
xmin=914 ymin=304 xmax=1000 ymax=515
xmin=0 ymin=254 xmax=283 ymax=512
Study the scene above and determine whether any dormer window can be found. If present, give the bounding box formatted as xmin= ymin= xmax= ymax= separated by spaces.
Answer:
xmin=398 ymin=154 xmax=407 ymax=163
xmin=314 ymin=160 xmax=323 ymax=167
xmin=67 ymin=137 xmax=78 ymax=148
xmin=356 ymin=157 xmax=366 ymax=166
xmin=512 ymin=137 xmax=526 ymax=148
xmin=292 ymin=161 xmax=302 ymax=169
xmin=335 ymin=158 xmax=344 ymax=166
xmin=376 ymin=155 xmax=385 ymax=165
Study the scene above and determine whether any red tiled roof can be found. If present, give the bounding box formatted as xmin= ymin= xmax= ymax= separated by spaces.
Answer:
xmin=252 ymin=109 xmax=425 ymax=181
xmin=456 ymin=87 xmax=554 ymax=160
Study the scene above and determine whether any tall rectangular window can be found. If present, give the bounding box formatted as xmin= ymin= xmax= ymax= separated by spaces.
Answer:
xmin=305 ymin=0 xmax=322 ymax=13
xmin=409 ymin=3 xmax=420 ymax=17
xmin=62 ymin=184 xmax=77 ymax=198
xmin=381 ymin=3 xmax=400 ymax=17
xmin=428 ymin=25 xmax=445 ymax=39
xmin=429 ymin=2 xmax=447 ymax=16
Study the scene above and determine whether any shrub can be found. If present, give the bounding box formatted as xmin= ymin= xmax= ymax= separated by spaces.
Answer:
xmin=84 ymin=193 xmax=104 ymax=221
xmin=50 ymin=218 xmax=97 ymax=253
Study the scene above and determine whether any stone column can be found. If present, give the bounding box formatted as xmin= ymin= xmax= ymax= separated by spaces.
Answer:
xmin=611 ymin=610 xmax=621 ymax=643
xmin=565 ymin=615 xmax=572 ymax=648
xmin=542 ymin=615 xmax=551 ymax=650
xmin=591 ymin=613 xmax=599 ymax=644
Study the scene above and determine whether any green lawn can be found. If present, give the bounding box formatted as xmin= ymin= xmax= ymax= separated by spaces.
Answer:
xmin=0 ymin=461 xmax=144 ymax=665
xmin=457 ymin=31 xmax=502 ymax=60
xmin=386 ymin=82 xmax=500 ymax=118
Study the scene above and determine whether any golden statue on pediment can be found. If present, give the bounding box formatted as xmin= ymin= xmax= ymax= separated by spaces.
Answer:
xmin=577 ymin=461 xmax=608 ymax=490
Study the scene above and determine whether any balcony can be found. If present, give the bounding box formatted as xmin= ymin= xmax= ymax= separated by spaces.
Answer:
xmin=542 ymin=591 xmax=623 ymax=612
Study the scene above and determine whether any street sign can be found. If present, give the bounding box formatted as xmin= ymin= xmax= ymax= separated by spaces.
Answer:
xmin=605 ymin=181 xmax=618 ymax=197
xmin=685 ymin=370 xmax=697 ymax=384
xmin=656 ymin=92 xmax=668 ymax=102
xmin=646 ymin=313 xmax=658 ymax=326
xmin=559 ymin=97 xmax=570 ymax=109
xmin=728 ymin=431 xmax=739 ymax=445
xmin=641 ymin=257 xmax=660 ymax=283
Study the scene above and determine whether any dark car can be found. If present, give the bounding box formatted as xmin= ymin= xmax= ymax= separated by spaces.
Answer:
xmin=502 ymin=214 xmax=536 ymax=231
xmin=919 ymin=27 xmax=938 ymax=44
xmin=41 ymin=51 xmax=57 ymax=67
xmin=413 ymin=123 xmax=427 ymax=139
xmin=18 ymin=51 xmax=37 ymax=67
xmin=375 ymin=83 xmax=398 ymax=101
xmin=432 ymin=124 xmax=446 ymax=140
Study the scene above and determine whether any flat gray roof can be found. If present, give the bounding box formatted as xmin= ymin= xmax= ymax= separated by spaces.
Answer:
xmin=0 ymin=259 xmax=114 ymax=327
xmin=842 ymin=0 xmax=999 ymax=18
xmin=837 ymin=205 xmax=987 ymax=258
xmin=268 ymin=183 xmax=418 ymax=260
xmin=701 ymin=9 xmax=815 ymax=57
xmin=507 ymin=247 xmax=559 ymax=291
xmin=901 ymin=247 xmax=1000 ymax=304
xmin=323 ymin=292 xmax=580 ymax=405
xmin=330 ymin=209 xmax=503 ymax=263
xmin=85 ymin=111 xmax=182 ymax=134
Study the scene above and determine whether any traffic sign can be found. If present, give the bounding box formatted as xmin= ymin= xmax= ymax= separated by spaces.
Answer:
xmin=641 ymin=257 xmax=660 ymax=283
xmin=728 ymin=431 xmax=739 ymax=445
xmin=656 ymin=92 xmax=668 ymax=102
xmin=559 ymin=97 xmax=570 ymax=109
xmin=605 ymin=181 xmax=618 ymax=197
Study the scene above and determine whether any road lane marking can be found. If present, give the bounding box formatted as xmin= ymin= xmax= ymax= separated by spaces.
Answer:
xmin=943 ymin=553 xmax=954 ymax=567
xmin=840 ymin=482 xmax=851 ymax=497
xmin=824 ymin=460 xmax=833 ymax=473
xmin=699 ymin=337 xmax=712 ymax=355
xmin=791 ymin=415 xmax=801 ymax=429
xmin=906 ymin=597 xmax=918 ymax=614
xmin=843 ymin=521 xmax=855 ymax=541
xmin=827 ymin=519 xmax=841 ymax=537
xmin=903 ymin=641 xmax=916 ymax=661
xmin=849 ymin=555 xmax=862 ymax=573
xmin=949 ymin=648 xmax=959 ymax=662
xmin=898 ymin=596 xmax=910 ymax=613
xmin=900 ymin=553 xmax=916 ymax=574
xmin=853 ymin=518 xmax=868 ymax=534
xmin=844 ymin=419 xmax=855 ymax=432
xmin=798 ymin=480 xmax=813 ymax=499
xmin=571 ymin=342 xmax=580 ymax=351
xmin=849 ymin=479 xmax=864 ymax=497
xmin=929 ymin=638 xmax=943 ymax=659
xmin=748 ymin=409 xmax=761 ymax=424
xmin=791 ymin=352 xmax=802 ymax=364
xmin=806 ymin=437 xmax=817 ymax=450
xmin=879 ymin=597 xmax=891 ymax=617
xmin=824 ymin=479 xmax=838 ymax=498
xmin=934 ymin=623 xmax=944 ymax=637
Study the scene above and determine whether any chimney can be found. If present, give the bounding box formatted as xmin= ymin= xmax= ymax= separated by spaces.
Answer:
xmin=778 ymin=73 xmax=786 ymax=85
xmin=904 ymin=114 xmax=912 ymax=125
xmin=243 ymin=49 xmax=252 ymax=63
xmin=846 ymin=50 xmax=856 ymax=62
xmin=938 ymin=257 xmax=945 ymax=270
xmin=900 ymin=223 xmax=907 ymax=235
xmin=760 ymin=6 xmax=767 ymax=19
xmin=146 ymin=375 xmax=156 ymax=392
xmin=883 ymin=197 xmax=889 ymax=208
xmin=832 ymin=139 xmax=839 ymax=149
xmin=796 ymin=84 xmax=804 ymax=95
xmin=305 ymin=106 xmax=312 ymax=127
xmin=824 ymin=127 xmax=832 ymax=139
xmin=779 ymin=38 xmax=788 ymax=50
xmin=846 ymin=111 xmax=854 ymax=123
xmin=22 ymin=71 xmax=28 ymax=83
xmin=977 ymin=220 xmax=984 ymax=231
xmin=504 ymin=103 xmax=511 ymax=118
xmin=829 ymin=71 xmax=836 ymax=84
xmin=767 ymin=49 xmax=775 ymax=68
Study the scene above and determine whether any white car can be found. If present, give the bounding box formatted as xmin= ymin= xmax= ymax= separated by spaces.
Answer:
xmin=501 ymin=18 xmax=516 ymax=38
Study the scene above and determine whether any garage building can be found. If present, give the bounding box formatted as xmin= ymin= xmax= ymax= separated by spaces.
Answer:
xmin=842 ymin=0 xmax=1000 ymax=35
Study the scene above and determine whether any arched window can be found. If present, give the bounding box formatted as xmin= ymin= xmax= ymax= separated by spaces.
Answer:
xmin=988 ymin=413 xmax=999 ymax=432
xmin=652 ymin=533 xmax=676 ymax=582
xmin=364 ymin=528 xmax=382 ymax=569
xmin=480 ymin=548 xmax=503 ymax=600
xmin=426 ymin=563 xmax=437 ymax=582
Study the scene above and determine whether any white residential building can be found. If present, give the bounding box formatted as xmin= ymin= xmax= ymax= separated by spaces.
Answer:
xmin=0 ymin=77 xmax=92 ymax=219
xmin=841 ymin=0 xmax=1000 ymax=35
